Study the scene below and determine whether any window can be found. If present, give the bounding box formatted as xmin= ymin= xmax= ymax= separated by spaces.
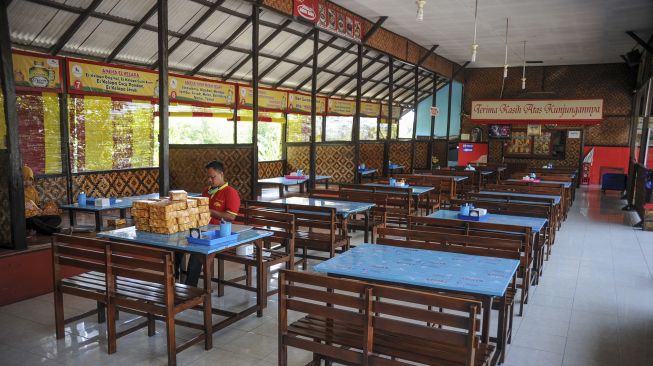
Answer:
xmin=398 ymin=110 xmax=414 ymax=139
xmin=16 ymin=92 xmax=62 ymax=175
xmin=169 ymin=106 xmax=234 ymax=144
xmin=379 ymin=119 xmax=398 ymax=140
xmin=258 ymin=121 xmax=283 ymax=161
xmin=69 ymin=96 xmax=156 ymax=172
xmin=325 ymin=116 xmax=353 ymax=141
xmin=287 ymin=114 xmax=323 ymax=143
xmin=359 ymin=117 xmax=378 ymax=141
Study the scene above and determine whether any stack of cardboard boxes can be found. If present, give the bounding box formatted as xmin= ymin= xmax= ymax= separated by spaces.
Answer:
xmin=131 ymin=190 xmax=211 ymax=234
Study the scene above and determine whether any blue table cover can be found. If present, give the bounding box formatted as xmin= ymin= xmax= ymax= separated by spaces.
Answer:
xmin=97 ymin=224 xmax=271 ymax=255
xmin=480 ymin=170 xmax=495 ymax=176
xmin=314 ymin=244 xmax=519 ymax=297
xmin=428 ymin=175 xmax=469 ymax=182
xmin=388 ymin=164 xmax=404 ymax=170
xmin=358 ymin=168 xmax=378 ymax=175
xmin=258 ymin=175 xmax=330 ymax=186
xmin=478 ymin=191 xmax=561 ymax=205
xmin=272 ymin=196 xmax=375 ymax=218
xmin=362 ymin=183 xmax=434 ymax=196
xmin=506 ymin=179 xmax=572 ymax=189
xmin=428 ymin=209 xmax=547 ymax=233
xmin=61 ymin=193 xmax=200 ymax=212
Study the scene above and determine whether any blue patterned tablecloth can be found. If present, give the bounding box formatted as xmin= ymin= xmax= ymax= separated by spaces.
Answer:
xmin=428 ymin=209 xmax=547 ymax=233
xmin=358 ymin=168 xmax=378 ymax=176
xmin=272 ymin=196 xmax=375 ymax=218
xmin=97 ymin=224 xmax=271 ymax=255
xmin=258 ymin=175 xmax=330 ymax=186
xmin=428 ymin=175 xmax=469 ymax=182
xmin=362 ymin=183 xmax=434 ymax=196
xmin=478 ymin=191 xmax=561 ymax=205
xmin=506 ymin=179 xmax=572 ymax=189
xmin=314 ymin=244 xmax=519 ymax=297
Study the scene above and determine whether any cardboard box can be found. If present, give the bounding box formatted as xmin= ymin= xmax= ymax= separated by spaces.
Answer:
xmin=169 ymin=190 xmax=188 ymax=201
xmin=189 ymin=196 xmax=209 ymax=206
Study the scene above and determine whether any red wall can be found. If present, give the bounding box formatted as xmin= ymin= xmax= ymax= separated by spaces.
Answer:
xmin=580 ymin=146 xmax=653 ymax=185
xmin=458 ymin=142 xmax=489 ymax=166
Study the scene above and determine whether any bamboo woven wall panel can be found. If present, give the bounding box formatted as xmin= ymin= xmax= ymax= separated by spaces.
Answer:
xmin=585 ymin=117 xmax=630 ymax=146
xmin=35 ymin=176 xmax=68 ymax=205
xmin=360 ymin=143 xmax=384 ymax=171
xmin=414 ymin=141 xmax=429 ymax=169
xmin=431 ymin=140 xmax=448 ymax=167
xmin=72 ymin=169 xmax=159 ymax=200
xmin=316 ymin=145 xmax=355 ymax=183
xmin=406 ymin=42 xmax=421 ymax=65
xmin=389 ymin=142 xmax=412 ymax=170
xmin=367 ymin=29 xmax=407 ymax=61
xmin=258 ymin=161 xmax=284 ymax=179
xmin=287 ymin=145 xmax=310 ymax=174
xmin=170 ymin=148 xmax=253 ymax=198
xmin=488 ymin=140 xmax=503 ymax=164
xmin=262 ymin=0 xmax=292 ymax=14
xmin=0 ymin=155 xmax=10 ymax=245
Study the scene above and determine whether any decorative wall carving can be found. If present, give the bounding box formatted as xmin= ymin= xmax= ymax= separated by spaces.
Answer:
xmin=316 ymin=145 xmax=355 ymax=183
xmin=360 ymin=143 xmax=384 ymax=171
xmin=287 ymin=145 xmax=310 ymax=174
xmin=258 ymin=161 xmax=284 ymax=179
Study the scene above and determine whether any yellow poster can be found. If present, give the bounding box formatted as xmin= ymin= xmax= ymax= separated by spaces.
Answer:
xmin=361 ymin=101 xmax=380 ymax=117
xmin=12 ymin=51 xmax=62 ymax=92
xmin=238 ymin=86 xmax=288 ymax=110
xmin=287 ymin=92 xmax=326 ymax=114
xmin=381 ymin=103 xmax=401 ymax=120
xmin=328 ymin=98 xmax=355 ymax=115
xmin=68 ymin=59 xmax=158 ymax=98
xmin=169 ymin=75 xmax=236 ymax=106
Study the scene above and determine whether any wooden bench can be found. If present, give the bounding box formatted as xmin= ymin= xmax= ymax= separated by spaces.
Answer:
xmin=338 ymin=190 xmax=388 ymax=243
xmin=53 ymin=234 xmax=209 ymax=366
xmin=215 ymin=207 xmax=295 ymax=306
xmin=289 ymin=204 xmax=349 ymax=269
xmin=409 ymin=216 xmax=533 ymax=316
xmin=279 ymin=270 xmax=493 ymax=366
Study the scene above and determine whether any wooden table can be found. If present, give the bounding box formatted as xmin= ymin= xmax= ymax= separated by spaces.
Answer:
xmin=97 ymin=225 xmax=272 ymax=348
xmin=363 ymin=183 xmax=435 ymax=214
xmin=357 ymin=168 xmax=378 ymax=182
xmin=257 ymin=175 xmax=331 ymax=197
xmin=271 ymin=196 xmax=376 ymax=242
xmin=388 ymin=164 xmax=404 ymax=174
xmin=314 ymin=243 xmax=519 ymax=365
xmin=429 ymin=174 xmax=468 ymax=198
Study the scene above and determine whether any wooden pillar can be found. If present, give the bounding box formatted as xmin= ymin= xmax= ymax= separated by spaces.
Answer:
xmin=410 ymin=66 xmax=418 ymax=171
xmin=428 ymin=77 xmax=437 ymax=169
xmin=59 ymin=58 xmax=73 ymax=204
xmin=353 ymin=44 xmax=363 ymax=183
xmin=0 ymin=0 xmax=27 ymax=249
xmin=445 ymin=81 xmax=453 ymax=167
xmin=157 ymin=0 xmax=170 ymax=195
xmin=251 ymin=1 xmax=259 ymax=199
xmin=383 ymin=58 xmax=393 ymax=177
xmin=309 ymin=30 xmax=318 ymax=189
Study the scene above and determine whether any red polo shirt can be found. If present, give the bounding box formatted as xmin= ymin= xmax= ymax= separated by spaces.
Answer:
xmin=201 ymin=183 xmax=241 ymax=225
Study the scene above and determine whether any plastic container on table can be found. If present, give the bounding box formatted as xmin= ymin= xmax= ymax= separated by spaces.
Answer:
xmin=187 ymin=230 xmax=239 ymax=246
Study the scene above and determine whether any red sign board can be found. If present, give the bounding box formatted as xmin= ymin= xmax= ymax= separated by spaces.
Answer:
xmin=294 ymin=0 xmax=362 ymax=42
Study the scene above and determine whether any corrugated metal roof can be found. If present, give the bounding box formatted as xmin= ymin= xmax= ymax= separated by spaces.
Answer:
xmin=99 ymin=0 xmax=154 ymax=22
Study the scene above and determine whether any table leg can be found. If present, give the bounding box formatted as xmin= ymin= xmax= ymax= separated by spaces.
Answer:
xmin=68 ymin=209 xmax=75 ymax=228
xmin=325 ymin=179 xmax=329 ymax=190
xmin=202 ymin=254 xmax=214 ymax=349
xmin=255 ymin=239 xmax=264 ymax=317
xmin=426 ymin=194 xmax=431 ymax=215
xmin=278 ymin=185 xmax=284 ymax=198
xmin=299 ymin=182 xmax=305 ymax=194
xmin=497 ymin=294 xmax=507 ymax=364
xmin=95 ymin=212 xmax=102 ymax=232
xmin=481 ymin=297 xmax=492 ymax=344
xmin=119 ymin=209 xmax=126 ymax=219
xmin=364 ymin=211 xmax=370 ymax=243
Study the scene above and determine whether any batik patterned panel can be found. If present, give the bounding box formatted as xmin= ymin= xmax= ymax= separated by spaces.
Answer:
xmin=259 ymin=161 xmax=284 ymax=179
xmin=389 ymin=142 xmax=412 ymax=170
xmin=431 ymin=140 xmax=448 ymax=167
xmin=360 ymin=143 xmax=384 ymax=171
xmin=316 ymin=145 xmax=355 ymax=183
xmin=287 ymin=145 xmax=310 ymax=174
xmin=414 ymin=141 xmax=429 ymax=170
xmin=170 ymin=147 xmax=253 ymax=199
xmin=0 ymin=154 xmax=10 ymax=246
xmin=35 ymin=176 xmax=68 ymax=205
xmin=488 ymin=140 xmax=504 ymax=164
xmin=72 ymin=168 xmax=159 ymax=201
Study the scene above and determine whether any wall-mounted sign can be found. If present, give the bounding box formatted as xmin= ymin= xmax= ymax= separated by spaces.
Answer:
xmin=361 ymin=101 xmax=380 ymax=117
xmin=12 ymin=51 xmax=63 ymax=92
xmin=294 ymin=0 xmax=362 ymax=41
xmin=568 ymin=130 xmax=581 ymax=139
xmin=288 ymin=92 xmax=326 ymax=114
xmin=471 ymin=99 xmax=603 ymax=124
xmin=238 ymin=86 xmax=287 ymax=111
xmin=527 ymin=124 xmax=542 ymax=136
xmin=328 ymin=98 xmax=356 ymax=116
xmin=462 ymin=143 xmax=474 ymax=152
xmin=430 ymin=106 xmax=439 ymax=117
xmin=382 ymin=103 xmax=401 ymax=120
xmin=68 ymin=59 xmax=158 ymax=98
xmin=169 ymin=75 xmax=235 ymax=107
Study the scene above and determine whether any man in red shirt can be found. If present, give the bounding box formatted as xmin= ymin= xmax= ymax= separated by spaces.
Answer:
xmin=183 ymin=160 xmax=241 ymax=287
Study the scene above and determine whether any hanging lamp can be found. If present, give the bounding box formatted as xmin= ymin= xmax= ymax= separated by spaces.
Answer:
xmin=416 ymin=0 xmax=426 ymax=21
xmin=503 ymin=18 xmax=509 ymax=78
xmin=521 ymin=41 xmax=527 ymax=89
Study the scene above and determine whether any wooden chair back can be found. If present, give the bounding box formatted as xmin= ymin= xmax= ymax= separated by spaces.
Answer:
xmin=52 ymin=234 xmax=108 ymax=275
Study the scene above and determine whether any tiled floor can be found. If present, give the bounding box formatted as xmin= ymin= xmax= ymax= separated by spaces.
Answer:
xmin=1 ymin=187 xmax=652 ymax=365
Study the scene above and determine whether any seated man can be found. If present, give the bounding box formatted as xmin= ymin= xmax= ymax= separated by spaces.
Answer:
xmin=23 ymin=165 xmax=62 ymax=235
xmin=183 ymin=160 xmax=241 ymax=287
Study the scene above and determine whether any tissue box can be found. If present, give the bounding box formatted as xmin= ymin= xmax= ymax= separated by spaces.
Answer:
xmin=472 ymin=208 xmax=487 ymax=216
xmin=94 ymin=198 xmax=111 ymax=207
